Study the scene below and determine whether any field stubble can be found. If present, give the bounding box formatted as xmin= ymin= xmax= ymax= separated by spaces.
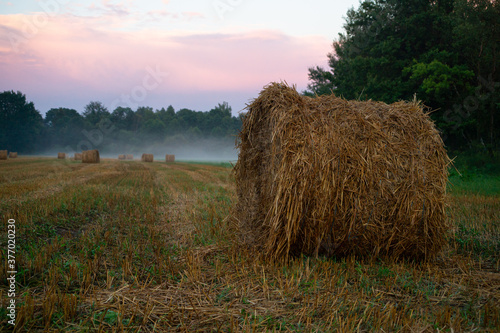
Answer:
xmin=0 ymin=157 xmax=498 ymax=332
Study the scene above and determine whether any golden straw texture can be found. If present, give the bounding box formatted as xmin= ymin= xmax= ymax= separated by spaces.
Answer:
xmin=142 ymin=154 xmax=153 ymax=162
xmin=234 ymin=82 xmax=450 ymax=261
xmin=82 ymin=149 xmax=100 ymax=163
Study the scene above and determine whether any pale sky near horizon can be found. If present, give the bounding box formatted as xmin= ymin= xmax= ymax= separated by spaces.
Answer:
xmin=0 ymin=0 xmax=361 ymax=115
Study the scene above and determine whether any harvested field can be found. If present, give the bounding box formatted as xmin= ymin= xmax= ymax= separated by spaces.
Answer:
xmin=0 ymin=157 xmax=498 ymax=332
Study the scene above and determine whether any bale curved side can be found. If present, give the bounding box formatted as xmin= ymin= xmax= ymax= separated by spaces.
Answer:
xmin=142 ymin=154 xmax=153 ymax=162
xmin=82 ymin=149 xmax=100 ymax=163
xmin=58 ymin=153 xmax=66 ymax=159
xmin=0 ymin=150 xmax=7 ymax=160
xmin=234 ymin=82 xmax=450 ymax=261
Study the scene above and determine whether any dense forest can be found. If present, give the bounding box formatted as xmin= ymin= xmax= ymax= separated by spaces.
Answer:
xmin=0 ymin=91 xmax=242 ymax=159
xmin=1 ymin=0 xmax=498 ymax=159
xmin=306 ymin=0 xmax=499 ymax=155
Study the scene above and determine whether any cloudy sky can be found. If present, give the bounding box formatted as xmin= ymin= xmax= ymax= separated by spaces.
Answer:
xmin=0 ymin=0 xmax=360 ymax=115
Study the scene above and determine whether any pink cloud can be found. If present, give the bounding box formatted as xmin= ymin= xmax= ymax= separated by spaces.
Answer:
xmin=0 ymin=13 xmax=330 ymax=111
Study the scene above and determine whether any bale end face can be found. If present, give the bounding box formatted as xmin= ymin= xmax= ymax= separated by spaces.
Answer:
xmin=165 ymin=154 xmax=175 ymax=162
xmin=0 ymin=150 xmax=7 ymax=160
xmin=234 ymin=82 xmax=450 ymax=261
xmin=82 ymin=149 xmax=100 ymax=163
xmin=8 ymin=152 xmax=17 ymax=158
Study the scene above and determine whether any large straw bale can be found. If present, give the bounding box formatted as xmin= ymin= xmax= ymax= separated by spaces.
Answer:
xmin=126 ymin=154 xmax=134 ymax=160
xmin=118 ymin=154 xmax=126 ymax=160
xmin=234 ymin=82 xmax=450 ymax=261
xmin=142 ymin=154 xmax=153 ymax=162
xmin=82 ymin=149 xmax=100 ymax=163
xmin=8 ymin=152 xmax=17 ymax=158
xmin=58 ymin=153 xmax=66 ymax=159
xmin=74 ymin=153 xmax=82 ymax=160
xmin=165 ymin=154 xmax=175 ymax=162
xmin=0 ymin=150 xmax=7 ymax=160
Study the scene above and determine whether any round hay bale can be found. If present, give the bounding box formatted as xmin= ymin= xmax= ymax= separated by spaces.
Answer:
xmin=234 ymin=82 xmax=450 ymax=261
xmin=126 ymin=154 xmax=134 ymax=160
xmin=141 ymin=153 xmax=153 ymax=162
xmin=118 ymin=154 xmax=126 ymax=160
xmin=82 ymin=149 xmax=100 ymax=163
xmin=8 ymin=152 xmax=17 ymax=158
xmin=0 ymin=150 xmax=7 ymax=160
xmin=57 ymin=153 xmax=66 ymax=159
xmin=165 ymin=154 xmax=175 ymax=162
xmin=74 ymin=153 xmax=82 ymax=160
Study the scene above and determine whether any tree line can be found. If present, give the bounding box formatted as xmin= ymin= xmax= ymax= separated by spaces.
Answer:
xmin=0 ymin=91 xmax=242 ymax=154
xmin=306 ymin=0 xmax=499 ymax=155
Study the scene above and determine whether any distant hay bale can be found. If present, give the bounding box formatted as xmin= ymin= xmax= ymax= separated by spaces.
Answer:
xmin=118 ymin=154 xmax=126 ymax=160
xmin=234 ymin=82 xmax=450 ymax=261
xmin=165 ymin=154 xmax=175 ymax=162
xmin=142 ymin=154 xmax=153 ymax=162
xmin=126 ymin=154 xmax=133 ymax=160
xmin=82 ymin=149 xmax=100 ymax=163
xmin=58 ymin=153 xmax=66 ymax=159
xmin=74 ymin=153 xmax=82 ymax=160
xmin=8 ymin=152 xmax=17 ymax=158
xmin=0 ymin=150 xmax=7 ymax=160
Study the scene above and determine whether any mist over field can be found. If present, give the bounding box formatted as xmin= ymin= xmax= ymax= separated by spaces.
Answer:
xmin=38 ymin=137 xmax=239 ymax=162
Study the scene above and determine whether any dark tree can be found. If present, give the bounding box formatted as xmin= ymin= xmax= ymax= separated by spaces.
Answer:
xmin=0 ymin=91 xmax=44 ymax=153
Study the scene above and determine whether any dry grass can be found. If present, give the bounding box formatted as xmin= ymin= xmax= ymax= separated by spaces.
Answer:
xmin=235 ymin=82 xmax=450 ymax=262
xmin=0 ymin=157 xmax=498 ymax=332
xmin=0 ymin=150 xmax=8 ymax=160
xmin=142 ymin=154 xmax=154 ymax=162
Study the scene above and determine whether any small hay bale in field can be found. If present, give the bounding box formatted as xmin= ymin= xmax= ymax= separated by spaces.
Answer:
xmin=74 ymin=153 xmax=82 ymax=160
xmin=234 ymin=82 xmax=450 ymax=261
xmin=0 ymin=150 xmax=7 ymax=160
xmin=118 ymin=154 xmax=126 ymax=160
xmin=126 ymin=154 xmax=134 ymax=160
xmin=82 ymin=149 xmax=100 ymax=163
xmin=165 ymin=154 xmax=175 ymax=162
xmin=58 ymin=153 xmax=66 ymax=159
xmin=8 ymin=152 xmax=17 ymax=158
xmin=142 ymin=153 xmax=153 ymax=162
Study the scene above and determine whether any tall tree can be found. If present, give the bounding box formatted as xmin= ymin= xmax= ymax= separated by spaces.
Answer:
xmin=83 ymin=101 xmax=110 ymax=126
xmin=307 ymin=0 xmax=499 ymax=150
xmin=0 ymin=91 xmax=44 ymax=153
xmin=44 ymin=108 xmax=85 ymax=148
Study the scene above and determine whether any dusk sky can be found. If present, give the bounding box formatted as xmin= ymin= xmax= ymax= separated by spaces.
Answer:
xmin=0 ymin=0 xmax=360 ymax=116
